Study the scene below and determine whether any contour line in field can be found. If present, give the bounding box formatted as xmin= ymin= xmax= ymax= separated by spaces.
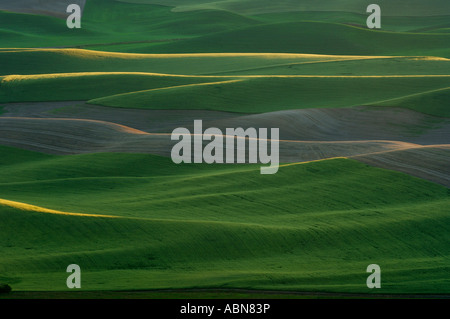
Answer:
xmin=0 ymin=198 xmax=120 ymax=218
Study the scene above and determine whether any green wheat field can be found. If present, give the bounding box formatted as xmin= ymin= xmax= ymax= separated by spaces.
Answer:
xmin=0 ymin=0 xmax=449 ymax=298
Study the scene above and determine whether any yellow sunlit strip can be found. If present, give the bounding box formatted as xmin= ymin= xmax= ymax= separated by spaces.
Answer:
xmin=0 ymin=198 xmax=120 ymax=218
xmin=2 ymin=73 xmax=450 ymax=82
xmin=4 ymin=48 xmax=449 ymax=62
xmin=0 ymin=48 xmax=398 ymax=59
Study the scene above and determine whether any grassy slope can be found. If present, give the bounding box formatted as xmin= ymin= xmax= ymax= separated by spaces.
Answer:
xmin=0 ymin=49 xmax=359 ymax=76
xmin=0 ymin=146 xmax=448 ymax=293
xmin=1 ymin=49 xmax=449 ymax=76
xmin=119 ymin=0 xmax=450 ymax=17
xmin=428 ymin=28 xmax=450 ymax=33
xmin=0 ymin=0 xmax=448 ymax=296
xmin=1 ymin=0 xmax=449 ymax=57
xmin=0 ymin=0 xmax=258 ymax=48
xmin=375 ymin=87 xmax=450 ymax=117
xmin=252 ymin=11 xmax=450 ymax=33
xmin=84 ymin=16 xmax=450 ymax=54
xmin=134 ymin=22 xmax=450 ymax=57
xmin=0 ymin=73 xmax=223 ymax=103
xmin=0 ymin=48 xmax=448 ymax=116
xmin=1 ymin=71 xmax=447 ymax=116
xmin=89 ymin=76 xmax=450 ymax=115
xmin=212 ymin=57 xmax=450 ymax=76
xmin=0 ymin=48 xmax=448 ymax=117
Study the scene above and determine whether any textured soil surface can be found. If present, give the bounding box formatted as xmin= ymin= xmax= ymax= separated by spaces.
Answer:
xmin=1 ymin=101 xmax=448 ymax=186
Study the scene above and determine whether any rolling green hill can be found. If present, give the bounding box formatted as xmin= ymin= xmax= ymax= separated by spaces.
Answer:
xmin=375 ymin=87 xmax=450 ymax=117
xmin=1 ymin=51 xmax=447 ymax=116
xmin=2 ymin=71 xmax=447 ymax=116
xmin=1 ymin=0 xmax=449 ymax=57
xmin=119 ymin=0 xmax=450 ymax=17
xmin=1 ymin=49 xmax=449 ymax=77
xmin=0 ymin=49 xmax=361 ymax=76
xmin=0 ymin=1 xmax=258 ymax=49
xmin=253 ymin=11 xmax=450 ymax=33
xmin=0 ymin=146 xmax=448 ymax=292
xmin=89 ymin=76 xmax=450 ymax=115
xmin=210 ymin=57 xmax=450 ymax=76
xmin=133 ymin=21 xmax=450 ymax=57
xmin=0 ymin=0 xmax=449 ymax=297
xmin=0 ymin=72 xmax=220 ymax=103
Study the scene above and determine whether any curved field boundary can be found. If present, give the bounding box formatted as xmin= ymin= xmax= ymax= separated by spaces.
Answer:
xmin=0 ymin=198 xmax=119 ymax=218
